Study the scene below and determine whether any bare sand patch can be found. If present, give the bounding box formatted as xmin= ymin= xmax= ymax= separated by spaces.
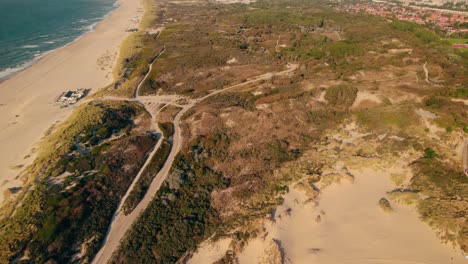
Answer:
xmin=352 ymin=91 xmax=382 ymax=109
xmin=236 ymin=166 xmax=466 ymax=264
xmin=415 ymin=108 xmax=445 ymax=138
xmin=388 ymin=48 xmax=413 ymax=54
xmin=452 ymin=98 xmax=468 ymax=105
xmin=187 ymin=237 xmax=232 ymax=264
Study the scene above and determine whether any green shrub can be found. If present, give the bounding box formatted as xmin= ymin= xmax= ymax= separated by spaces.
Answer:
xmin=414 ymin=29 xmax=439 ymax=43
xmin=424 ymin=148 xmax=436 ymax=159
xmin=308 ymin=47 xmax=326 ymax=59
xmin=390 ymin=20 xmax=417 ymax=31
xmin=328 ymin=41 xmax=362 ymax=59
xmin=96 ymin=127 xmax=110 ymax=139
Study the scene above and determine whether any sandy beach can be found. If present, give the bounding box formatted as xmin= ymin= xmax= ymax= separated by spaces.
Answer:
xmin=0 ymin=0 xmax=141 ymax=203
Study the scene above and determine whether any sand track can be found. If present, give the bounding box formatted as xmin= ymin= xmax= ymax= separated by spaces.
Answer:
xmin=91 ymin=63 xmax=298 ymax=264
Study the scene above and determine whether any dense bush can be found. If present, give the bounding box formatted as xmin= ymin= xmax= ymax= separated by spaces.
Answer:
xmin=0 ymin=105 xmax=156 ymax=263
xmin=113 ymin=134 xmax=230 ymax=263
xmin=328 ymin=41 xmax=363 ymax=59
xmin=122 ymin=140 xmax=172 ymax=215
xmin=159 ymin=122 xmax=175 ymax=138
xmin=390 ymin=20 xmax=417 ymax=31
xmin=414 ymin=29 xmax=439 ymax=43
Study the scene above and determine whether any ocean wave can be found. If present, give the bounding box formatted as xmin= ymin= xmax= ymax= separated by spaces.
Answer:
xmin=0 ymin=59 xmax=36 ymax=80
xmin=0 ymin=0 xmax=119 ymax=80
xmin=21 ymin=45 xmax=39 ymax=49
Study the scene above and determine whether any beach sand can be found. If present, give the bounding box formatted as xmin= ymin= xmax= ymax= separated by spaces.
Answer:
xmin=190 ymin=166 xmax=466 ymax=263
xmin=0 ymin=0 xmax=141 ymax=203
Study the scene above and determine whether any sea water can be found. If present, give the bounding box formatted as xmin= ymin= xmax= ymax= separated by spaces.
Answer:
xmin=0 ymin=0 xmax=117 ymax=79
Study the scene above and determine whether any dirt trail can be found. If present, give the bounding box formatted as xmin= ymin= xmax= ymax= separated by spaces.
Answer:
xmin=91 ymin=63 xmax=297 ymax=264
xmin=134 ymin=45 xmax=166 ymax=98
xmin=463 ymin=139 xmax=468 ymax=176
xmin=423 ymin=62 xmax=430 ymax=83
xmin=275 ymin=35 xmax=281 ymax=52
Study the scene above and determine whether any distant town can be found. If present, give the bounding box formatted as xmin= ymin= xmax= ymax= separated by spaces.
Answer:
xmin=55 ymin=88 xmax=89 ymax=107
xmin=335 ymin=1 xmax=468 ymax=35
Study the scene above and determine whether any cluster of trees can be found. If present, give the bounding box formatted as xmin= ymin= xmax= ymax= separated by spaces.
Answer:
xmin=390 ymin=20 xmax=439 ymax=43
xmin=159 ymin=122 xmax=175 ymax=139
xmin=73 ymin=105 xmax=135 ymax=148
xmin=435 ymin=87 xmax=468 ymax=99
xmin=113 ymin=133 xmax=231 ymax=263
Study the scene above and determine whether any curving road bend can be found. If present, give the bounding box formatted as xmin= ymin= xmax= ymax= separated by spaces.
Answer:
xmin=91 ymin=63 xmax=298 ymax=264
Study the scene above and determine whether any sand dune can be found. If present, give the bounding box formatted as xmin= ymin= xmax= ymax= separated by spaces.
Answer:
xmin=190 ymin=166 xmax=466 ymax=263
xmin=0 ymin=0 xmax=141 ymax=203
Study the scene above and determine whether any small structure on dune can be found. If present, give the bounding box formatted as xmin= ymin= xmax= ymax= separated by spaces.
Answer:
xmin=55 ymin=88 xmax=89 ymax=107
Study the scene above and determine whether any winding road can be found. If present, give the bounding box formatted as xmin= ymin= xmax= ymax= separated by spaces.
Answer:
xmin=91 ymin=44 xmax=297 ymax=263
xmin=133 ymin=45 xmax=166 ymax=98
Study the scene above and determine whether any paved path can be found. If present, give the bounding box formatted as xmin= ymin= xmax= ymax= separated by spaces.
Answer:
xmin=91 ymin=62 xmax=298 ymax=264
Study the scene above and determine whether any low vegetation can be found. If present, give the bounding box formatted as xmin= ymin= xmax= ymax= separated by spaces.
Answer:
xmin=122 ymin=140 xmax=172 ymax=215
xmin=113 ymin=133 xmax=231 ymax=263
xmin=378 ymin=197 xmax=394 ymax=213
xmin=159 ymin=122 xmax=175 ymax=138
xmin=2 ymin=0 xmax=467 ymax=262
xmin=0 ymin=102 xmax=156 ymax=263
xmin=410 ymin=158 xmax=468 ymax=251
xmin=112 ymin=0 xmax=467 ymax=260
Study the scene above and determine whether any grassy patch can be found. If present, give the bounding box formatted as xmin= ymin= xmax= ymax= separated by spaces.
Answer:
xmin=425 ymin=96 xmax=468 ymax=133
xmin=442 ymin=38 xmax=468 ymax=45
xmin=324 ymin=84 xmax=358 ymax=109
xmin=410 ymin=159 xmax=468 ymax=250
xmin=390 ymin=173 xmax=407 ymax=186
xmin=356 ymin=104 xmax=420 ymax=134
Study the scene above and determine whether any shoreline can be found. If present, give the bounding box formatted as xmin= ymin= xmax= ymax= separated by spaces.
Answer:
xmin=0 ymin=0 xmax=122 ymax=82
xmin=0 ymin=0 xmax=142 ymax=204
